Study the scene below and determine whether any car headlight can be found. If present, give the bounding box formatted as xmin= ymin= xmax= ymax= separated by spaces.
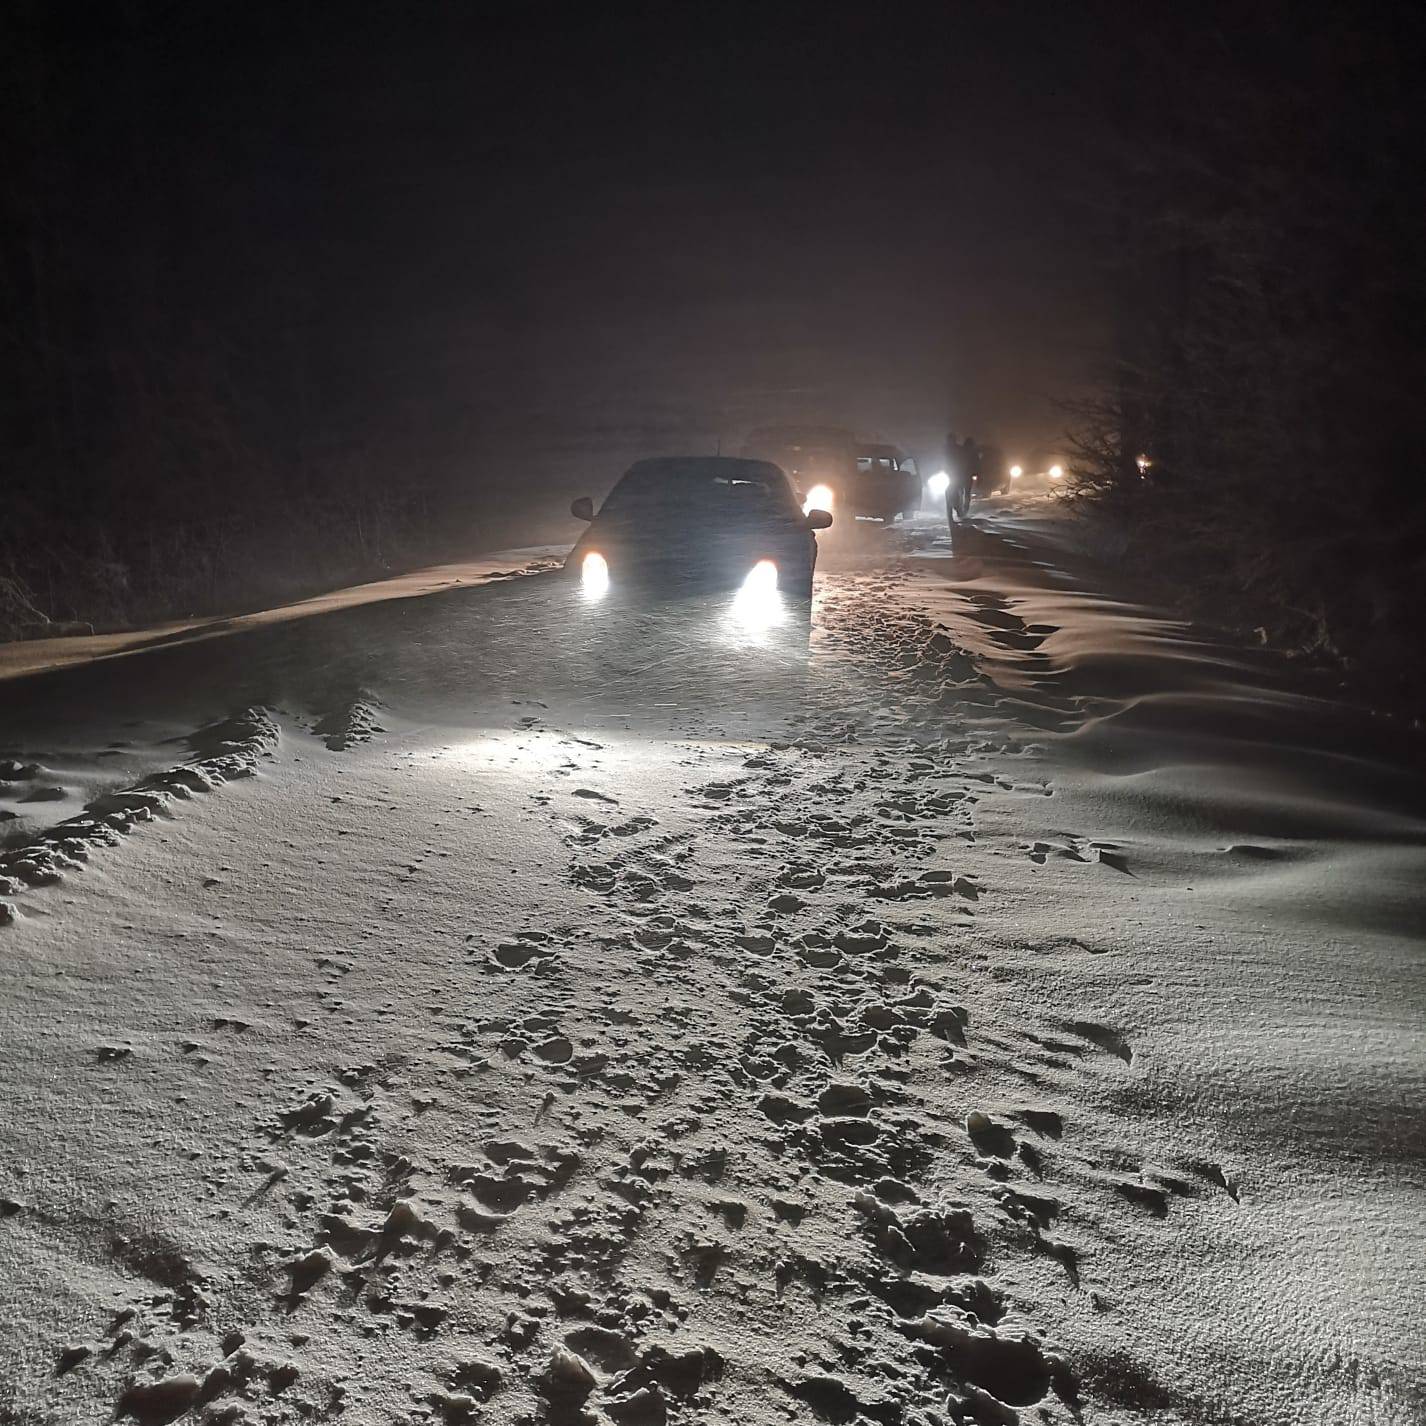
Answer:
xmin=927 ymin=471 xmax=950 ymax=497
xmin=802 ymin=484 xmax=834 ymax=516
xmin=1009 ymin=464 xmax=1023 ymax=479
xmin=581 ymin=550 xmax=609 ymax=597
xmin=742 ymin=559 xmax=778 ymax=594
xmin=1048 ymin=464 xmax=1064 ymax=480
xmin=728 ymin=558 xmax=784 ymax=633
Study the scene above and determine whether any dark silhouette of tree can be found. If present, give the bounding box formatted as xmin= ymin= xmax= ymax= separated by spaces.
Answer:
xmin=1068 ymin=11 xmax=1426 ymax=697
xmin=0 ymin=3 xmax=445 ymax=635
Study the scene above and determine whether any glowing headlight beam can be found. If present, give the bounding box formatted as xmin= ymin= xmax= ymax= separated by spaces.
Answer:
xmin=727 ymin=558 xmax=785 ymax=634
xmin=927 ymin=470 xmax=950 ymax=497
xmin=802 ymin=484 xmax=834 ymax=516
xmin=581 ymin=550 xmax=609 ymax=598
xmin=743 ymin=559 xmax=778 ymax=595
xmin=1048 ymin=464 xmax=1064 ymax=480
xmin=1009 ymin=464 xmax=1023 ymax=479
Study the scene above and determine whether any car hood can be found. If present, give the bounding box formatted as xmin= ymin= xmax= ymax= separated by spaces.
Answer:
xmin=568 ymin=513 xmax=805 ymax=585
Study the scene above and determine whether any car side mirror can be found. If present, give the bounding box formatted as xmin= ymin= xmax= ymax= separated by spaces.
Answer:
xmin=571 ymin=496 xmax=594 ymax=522
xmin=805 ymin=508 xmax=833 ymax=531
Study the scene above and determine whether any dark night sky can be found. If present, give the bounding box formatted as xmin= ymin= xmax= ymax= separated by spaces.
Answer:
xmin=21 ymin=3 xmax=1119 ymax=505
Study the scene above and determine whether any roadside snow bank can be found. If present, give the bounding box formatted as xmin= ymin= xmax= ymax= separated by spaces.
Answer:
xmin=896 ymin=507 xmax=1426 ymax=1425
xmin=0 ymin=710 xmax=279 ymax=918
xmin=0 ymin=546 xmax=567 ymax=683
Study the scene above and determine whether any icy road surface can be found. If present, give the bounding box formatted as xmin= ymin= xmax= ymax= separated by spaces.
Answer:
xmin=1 ymin=506 xmax=1423 ymax=1426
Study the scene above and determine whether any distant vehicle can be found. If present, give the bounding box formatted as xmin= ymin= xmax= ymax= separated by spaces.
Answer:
xmin=739 ymin=426 xmax=922 ymax=523
xmin=566 ymin=456 xmax=833 ymax=604
xmin=1004 ymin=449 xmax=1067 ymax=489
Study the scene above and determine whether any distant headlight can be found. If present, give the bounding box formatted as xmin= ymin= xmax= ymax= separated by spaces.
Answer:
xmin=802 ymin=484 xmax=834 ymax=516
xmin=581 ymin=550 xmax=609 ymax=597
xmin=1009 ymin=464 xmax=1023 ymax=479
xmin=1048 ymin=464 xmax=1064 ymax=480
xmin=927 ymin=471 xmax=950 ymax=497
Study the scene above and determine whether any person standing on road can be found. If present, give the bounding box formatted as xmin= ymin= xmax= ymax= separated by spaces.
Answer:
xmin=963 ymin=437 xmax=981 ymax=510
xmin=944 ymin=432 xmax=974 ymax=525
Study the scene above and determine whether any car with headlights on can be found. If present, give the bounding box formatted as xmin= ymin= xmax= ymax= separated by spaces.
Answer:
xmin=739 ymin=426 xmax=922 ymax=523
xmin=566 ymin=456 xmax=833 ymax=604
xmin=1003 ymin=448 xmax=1068 ymax=490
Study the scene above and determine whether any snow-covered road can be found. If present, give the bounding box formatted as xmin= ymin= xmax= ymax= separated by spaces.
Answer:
xmin=2 ymin=507 xmax=1422 ymax=1426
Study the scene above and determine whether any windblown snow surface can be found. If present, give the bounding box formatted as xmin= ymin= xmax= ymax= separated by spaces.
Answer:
xmin=1 ymin=503 xmax=1422 ymax=1426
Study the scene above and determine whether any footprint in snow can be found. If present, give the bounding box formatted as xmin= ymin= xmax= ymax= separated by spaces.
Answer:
xmin=1016 ymin=1109 xmax=1064 ymax=1139
xmin=491 ymin=941 xmax=552 ymax=969
xmin=572 ymin=788 xmax=618 ymax=804
xmin=1059 ymin=1019 xmax=1133 ymax=1064
xmin=1116 ymin=1180 xmax=1170 ymax=1217
xmin=965 ymin=1111 xmax=1017 ymax=1159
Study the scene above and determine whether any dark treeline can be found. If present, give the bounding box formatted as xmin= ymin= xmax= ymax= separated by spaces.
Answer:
xmin=1 ymin=5 xmax=526 ymax=636
xmin=1071 ymin=12 xmax=1426 ymax=704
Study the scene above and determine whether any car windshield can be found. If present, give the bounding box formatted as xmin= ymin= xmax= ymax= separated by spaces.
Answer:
xmin=600 ymin=460 xmax=793 ymax=522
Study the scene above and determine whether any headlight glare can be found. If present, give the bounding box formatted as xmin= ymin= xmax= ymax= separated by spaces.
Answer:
xmin=581 ymin=550 xmax=609 ymax=598
xmin=743 ymin=558 xmax=778 ymax=594
xmin=728 ymin=558 xmax=785 ymax=634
